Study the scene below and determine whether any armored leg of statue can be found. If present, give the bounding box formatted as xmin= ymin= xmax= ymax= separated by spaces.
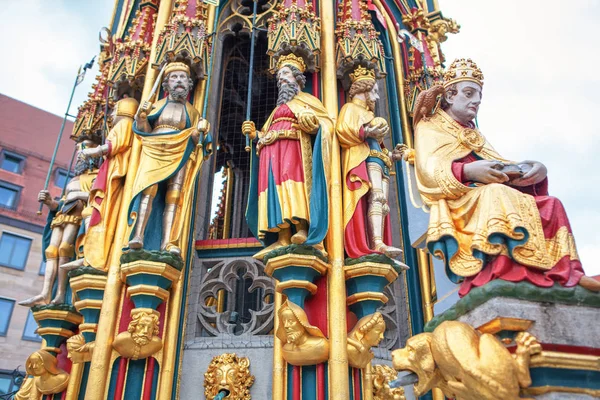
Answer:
xmin=19 ymin=228 xmax=63 ymax=307
xmin=51 ymin=223 xmax=79 ymax=304
xmin=162 ymin=167 xmax=186 ymax=255
xmin=367 ymin=163 xmax=402 ymax=259
xmin=59 ymin=215 xmax=90 ymax=271
xmin=129 ymin=185 xmax=157 ymax=249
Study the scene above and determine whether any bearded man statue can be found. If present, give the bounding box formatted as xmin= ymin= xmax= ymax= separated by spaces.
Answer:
xmin=243 ymin=54 xmax=333 ymax=259
xmin=414 ymin=58 xmax=600 ymax=296
xmin=127 ymin=62 xmax=210 ymax=255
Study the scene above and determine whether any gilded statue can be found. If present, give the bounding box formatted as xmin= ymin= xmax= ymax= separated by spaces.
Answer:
xmin=276 ymin=299 xmax=329 ymax=366
xmin=204 ymin=353 xmax=255 ymax=400
xmin=112 ymin=310 xmax=162 ymax=359
xmin=128 ymin=61 xmax=210 ymax=255
xmin=64 ymin=97 xmax=138 ymax=271
xmin=412 ymin=58 xmax=600 ymax=296
xmin=336 ymin=66 xmax=404 ymax=259
xmin=391 ymin=321 xmax=539 ymax=400
xmin=66 ymin=333 xmax=94 ymax=364
xmin=25 ymin=350 xmax=70 ymax=395
xmin=243 ymin=53 xmax=333 ymax=259
xmin=347 ymin=312 xmax=386 ymax=368
xmin=372 ymin=364 xmax=406 ymax=400
xmin=20 ymin=141 xmax=100 ymax=306
xmin=13 ymin=376 xmax=40 ymax=400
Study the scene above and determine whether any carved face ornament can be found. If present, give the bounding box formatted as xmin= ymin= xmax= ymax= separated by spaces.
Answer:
xmin=133 ymin=315 xmax=156 ymax=344
xmin=281 ymin=308 xmax=305 ymax=344
xmin=167 ymin=70 xmax=191 ymax=100
xmin=29 ymin=353 xmax=46 ymax=376
xmin=363 ymin=319 xmax=386 ymax=347
xmin=447 ymin=81 xmax=482 ymax=125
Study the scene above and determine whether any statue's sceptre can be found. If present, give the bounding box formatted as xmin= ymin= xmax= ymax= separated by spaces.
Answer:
xmin=138 ymin=63 xmax=168 ymax=119
xmin=244 ymin=0 xmax=259 ymax=152
xmin=38 ymin=57 xmax=95 ymax=215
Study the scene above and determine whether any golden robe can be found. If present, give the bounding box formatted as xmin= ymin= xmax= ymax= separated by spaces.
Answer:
xmin=415 ymin=109 xmax=577 ymax=278
xmin=128 ymin=98 xmax=205 ymax=251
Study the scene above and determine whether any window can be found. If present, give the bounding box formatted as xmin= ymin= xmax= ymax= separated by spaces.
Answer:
xmin=39 ymin=260 xmax=46 ymax=275
xmin=0 ymin=232 xmax=32 ymax=270
xmin=0 ymin=151 xmax=25 ymax=174
xmin=54 ymin=168 xmax=70 ymax=188
xmin=0 ymin=298 xmax=15 ymax=336
xmin=0 ymin=181 xmax=20 ymax=210
xmin=0 ymin=369 xmax=24 ymax=395
xmin=22 ymin=311 xmax=41 ymax=342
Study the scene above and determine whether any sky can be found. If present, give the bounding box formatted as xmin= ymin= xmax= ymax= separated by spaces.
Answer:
xmin=0 ymin=0 xmax=598 ymax=275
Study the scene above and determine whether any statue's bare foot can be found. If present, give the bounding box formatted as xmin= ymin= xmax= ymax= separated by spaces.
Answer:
xmin=19 ymin=294 xmax=47 ymax=308
xmin=129 ymin=236 xmax=143 ymax=250
xmin=579 ymin=276 xmax=600 ymax=292
xmin=313 ymin=243 xmax=328 ymax=258
xmin=253 ymin=239 xmax=289 ymax=261
xmin=167 ymin=246 xmax=181 ymax=256
xmin=393 ymin=259 xmax=410 ymax=271
xmin=291 ymin=229 xmax=307 ymax=245
xmin=51 ymin=293 xmax=66 ymax=305
xmin=60 ymin=258 xmax=85 ymax=271
xmin=374 ymin=243 xmax=403 ymax=259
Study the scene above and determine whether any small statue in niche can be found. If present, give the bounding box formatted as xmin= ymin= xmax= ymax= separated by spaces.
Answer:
xmin=25 ymin=350 xmax=69 ymax=395
xmin=66 ymin=333 xmax=94 ymax=364
xmin=276 ymin=299 xmax=329 ymax=366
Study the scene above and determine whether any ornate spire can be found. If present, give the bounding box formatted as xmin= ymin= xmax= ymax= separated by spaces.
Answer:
xmin=335 ymin=0 xmax=386 ymax=88
xmin=267 ymin=0 xmax=321 ymax=73
xmin=108 ymin=0 xmax=159 ymax=99
xmin=152 ymin=0 xmax=210 ymax=80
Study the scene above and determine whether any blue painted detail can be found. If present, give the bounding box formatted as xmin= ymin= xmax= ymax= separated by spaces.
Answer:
xmin=111 ymin=0 xmax=125 ymax=36
xmin=345 ymin=275 xmax=390 ymax=296
xmin=82 ymin=331 xmax=96 ymax=343
xmin=305 ymin=128 xmax=329 ymax=246
xmin=324 ymin=362 xmax=329 ymax=398
xmin=106 ymin=358 xmax=121 ymax=400
xmin=129 ymin=294 xmax=163 ymax=310
xmin=125 ymin=273 xmax=174 ymax=291
xmin=123 ymin=359 xmax=145 ymax=399
xmin=78 ymin=362 xmax=91 ymax=400
xmin=348 ymin=367 xmax=354 ymax=400
xmin=358 ymin=368 xmax=363 ymax=400
xmin=288 ymin=363 xmax=294 ymax=400
xmin=75 ymin=288 xmax=105 ymax=301
xmin=151 ymin=358 xmax=160 ymax=400
xmin=122 ymin=0 xmax=142 ymax=34
xmin=80 ymin=308 xmax=101 ymax=325
xmin=349 ymin=300 xmax=383 ymax=321
xmin=282 ymin=287 xmax=311 ymax=308
xmin=302 ymin=365 xmax=317 ymax=400
xmin=531 ymin=367 xmax=600 ymax=390
xmin=271 ymin=266 xmax=322 ymax=284
xmin=267 ymin=160 xmax=284 ymax=229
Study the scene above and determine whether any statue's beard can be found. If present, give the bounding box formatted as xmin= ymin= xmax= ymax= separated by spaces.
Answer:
xmin=73 ymin=156 xmax=99 ymax=176
xmin=286 ymin=331 xmax=303 ymax=344
xmin=277 ymin=82 xmax=299 ymax=106
xmin=132 ymin=334 xmax=151 ymax=346
xmin=366 ymin=99 xmax=376 ymax=112
xmin=169 ymin=86 xmax=190 ymax=102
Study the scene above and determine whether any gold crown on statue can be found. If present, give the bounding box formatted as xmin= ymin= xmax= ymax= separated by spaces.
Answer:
xmin=443 ymin=58 xmax=484 ymax=88
xmin=276 ymin=54 xmax=307 ymax=73
xmin=349 ymin=66 xmax=376 ymax=84
xmin=115 ymin=97 xmax=140 ymax=118
xmin=164 ymin=62 xmax=191 ymax=76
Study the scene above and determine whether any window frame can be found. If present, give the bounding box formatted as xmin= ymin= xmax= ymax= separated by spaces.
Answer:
xmin=39 ymin=260 xmax=46 ymax=276
xmin=0 ymin=150 xmax=25 ymax=174
xmin=0 ymin=297 xmax=15 ymax=337
xmin=21 ymin=310 xmax=42 ymax=342
xmin=54 ymin=168 xmax=71 ymax=189
xmin=0 ymin=231 xmax=33 ymax=271
xmin=0 ymin=181 xmax=22 ymax=211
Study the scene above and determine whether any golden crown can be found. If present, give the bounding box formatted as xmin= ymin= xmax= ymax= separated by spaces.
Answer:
xmin=164 ymin=61 xmax=191 ymax=76
xmin=115 ymin=97 xmax=139 ymax=118
xmin=349 ymin=66 xmax=376 ymax=84
xmin=276 ymin=53 xmax=306 ymax=73
xmin=443 ymin=58 xmax=484 ymax=88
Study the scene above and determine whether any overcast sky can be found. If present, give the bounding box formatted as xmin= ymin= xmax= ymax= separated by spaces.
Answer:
xmin=0 ymin=1 xmax=598 ymax=276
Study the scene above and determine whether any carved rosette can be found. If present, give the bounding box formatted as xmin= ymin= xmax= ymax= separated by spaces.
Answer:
xmin=267 ymin=0 xmax=321 ymax=73
xmin=153 ymin=0 xmax=209 ymax=80
xmin=335 ymin=0 xmax=386 ymax=88
xmin=372 ymin=364 xmax=406 ymax=400
xmin=204 ymin=353 xmax=255 ymax=400
xmin=108 ymin=0 xmax=158 ymax=99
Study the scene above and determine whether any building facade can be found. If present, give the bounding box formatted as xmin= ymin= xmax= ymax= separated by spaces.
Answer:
xmin=0 ymin=94 xmax=73 ymax=394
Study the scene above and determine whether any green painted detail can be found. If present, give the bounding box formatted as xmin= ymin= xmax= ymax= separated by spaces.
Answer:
xmin=425 ymin=281 xmax=600 ymax=332
xmin=31 ymin=303 xmax=80 ymax=314
xmin=345 ymin=254 xmax=404 ymax=274
xmin=120 ymin=249 xmax=184 ymax=271
xmin=68 ymin=265 xmax=108 ymax=278
xmin=263 ymin=244 xmax=328 ymax=264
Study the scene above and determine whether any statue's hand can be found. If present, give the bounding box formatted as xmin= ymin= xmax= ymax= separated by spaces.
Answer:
xmin=241 ymin=120 xmax=257 ymax=140
xmin=38 ymin=190 xmax=58 ymax=211
xmin=197 ymin=118 xmax=210 ymax=133
xmin=463 ymin=160 xmax=510 ymax=184
xmin=81 ymin=147 xmax=103 ymax=160
xmin=364 ymin=118 xmax=389 ymax=140
xmin=136 ymin=101 xmax=153 ymax=122
xmin=511 ymin=160 xmax=547 ymax=187
xmin=298 ymin=109 xmax=320 ymax=133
